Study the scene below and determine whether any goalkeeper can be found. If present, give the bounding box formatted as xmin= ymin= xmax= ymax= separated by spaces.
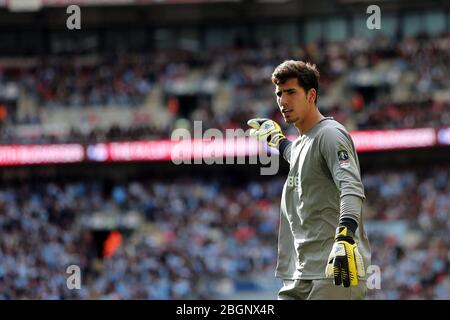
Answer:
xmin=248 ymin=60 xmax=371 ymax=300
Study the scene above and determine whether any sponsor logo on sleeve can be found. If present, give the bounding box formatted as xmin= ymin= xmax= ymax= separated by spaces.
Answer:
xmin=337 ymin=150 xmax=350 ymax=168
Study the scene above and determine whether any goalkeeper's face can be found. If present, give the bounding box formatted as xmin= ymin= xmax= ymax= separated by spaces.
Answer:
xmin=275 ymin=78 xmax=315 ymax=125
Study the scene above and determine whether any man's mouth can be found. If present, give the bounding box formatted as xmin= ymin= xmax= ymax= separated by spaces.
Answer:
xmin=282 ymin=110 xmax=292 ymax=116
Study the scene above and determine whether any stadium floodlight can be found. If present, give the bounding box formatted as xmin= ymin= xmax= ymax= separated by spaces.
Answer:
xmin=8 ymin=0 xmax=42 ymax=12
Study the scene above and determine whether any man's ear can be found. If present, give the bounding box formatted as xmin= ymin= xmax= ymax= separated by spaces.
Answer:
xmin=307 ymin=89 xmax=316 ymax=103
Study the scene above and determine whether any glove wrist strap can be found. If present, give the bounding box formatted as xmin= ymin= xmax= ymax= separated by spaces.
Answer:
xmin=335 ymin=226 xmax=355 ymax=244
xmin=278 ymin=138 xmax=290 ymax=154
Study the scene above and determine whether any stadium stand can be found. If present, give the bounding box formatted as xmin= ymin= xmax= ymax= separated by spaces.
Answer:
xmin=0 ymin=0 xmax=449 ymax=300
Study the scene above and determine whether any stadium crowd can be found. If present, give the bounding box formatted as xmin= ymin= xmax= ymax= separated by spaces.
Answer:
xmin=363 ymin=166 xmax=450 ymax=299
xmin=1 ymin=33 xmax=449 ymax=144
xmin=0 ymin=166 xmax=448 ymax=299
xmin=0 ymin=24 xmax=449 ymax=300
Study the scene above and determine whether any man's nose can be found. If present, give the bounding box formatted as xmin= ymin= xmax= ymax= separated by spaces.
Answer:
xmin=280 ymin=95 xmax=288 ymax=107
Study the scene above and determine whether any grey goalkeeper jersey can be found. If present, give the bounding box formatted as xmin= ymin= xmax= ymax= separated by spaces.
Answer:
xmin=276 ymin=117 xmax=371 ymax=280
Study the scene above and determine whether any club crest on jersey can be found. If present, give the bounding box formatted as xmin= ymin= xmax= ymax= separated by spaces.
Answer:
xmin=287 ymin=173 xmax=300 ymax=189
xmin=337 ymin=150 xmax=350 ymax=168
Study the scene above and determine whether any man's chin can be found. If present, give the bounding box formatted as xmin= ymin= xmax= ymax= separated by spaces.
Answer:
xmin=284 ymin=117 xmax=298 ymax=124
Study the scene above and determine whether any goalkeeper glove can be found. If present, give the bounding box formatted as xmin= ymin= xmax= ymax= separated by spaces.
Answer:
xmin=325 ymin=226 xmax=365 ymax=287
xmin=247 ymin=118 xmax=286 ymax=148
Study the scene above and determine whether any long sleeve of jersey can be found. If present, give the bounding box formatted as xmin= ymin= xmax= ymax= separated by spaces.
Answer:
xmin=319 ymin=126 xmax=365 ymax=224
xmin=279 ymin=139 xmax=293 ymax=164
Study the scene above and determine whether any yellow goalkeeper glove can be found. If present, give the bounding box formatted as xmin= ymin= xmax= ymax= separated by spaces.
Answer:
xmin=325 ymin=226 xmax=365 ymax=287
xmin=247 ymin=118 xmax=286 ymax=148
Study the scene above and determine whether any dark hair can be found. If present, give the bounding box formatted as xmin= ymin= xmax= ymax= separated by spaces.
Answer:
xmin=271 ymin=60 xmax=320 ymax=104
